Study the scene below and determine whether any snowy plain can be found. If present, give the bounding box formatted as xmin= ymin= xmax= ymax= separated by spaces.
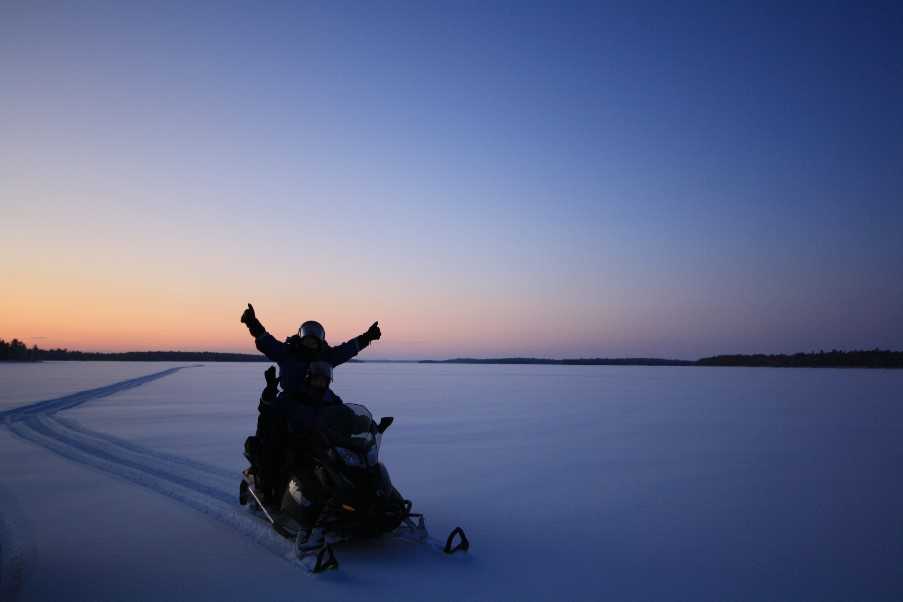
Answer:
xmin=1 ymin=361 xmax=902 ymax=601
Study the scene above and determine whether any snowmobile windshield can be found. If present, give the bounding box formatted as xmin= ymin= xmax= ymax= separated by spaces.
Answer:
xmin=316 ymin=403 xmax=377 ymax=453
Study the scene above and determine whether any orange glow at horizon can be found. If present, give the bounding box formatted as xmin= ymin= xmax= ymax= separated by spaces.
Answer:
xmin=1 ymin=290 xmax=612 ymax=359
xmin=1 ymin=243 xmax=612 ymax=358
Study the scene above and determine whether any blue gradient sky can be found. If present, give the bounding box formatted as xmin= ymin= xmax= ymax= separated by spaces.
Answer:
xmin=2 ymin=3 xmax=902 ymax=359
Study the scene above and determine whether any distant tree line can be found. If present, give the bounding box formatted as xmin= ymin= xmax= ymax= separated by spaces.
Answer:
xmin=420 ymin=357 xmax=694 ymax=366
xmin=0 ymin=338 xmax=267 ymax=362
xmin=697 ymin=349 xmax=903 ymax=368
xmin=0 ymin=338 xmax=40 ymax=361
xmin=3 ymin=338 xmax=901 ymax=367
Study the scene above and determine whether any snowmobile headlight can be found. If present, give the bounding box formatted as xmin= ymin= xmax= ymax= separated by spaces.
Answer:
xmin=335 ymin=446 xmax=365 ymax=468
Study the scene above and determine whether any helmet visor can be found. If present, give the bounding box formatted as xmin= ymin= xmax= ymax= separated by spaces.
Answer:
xmin=298 ymin=321 xmax=326 ymax=341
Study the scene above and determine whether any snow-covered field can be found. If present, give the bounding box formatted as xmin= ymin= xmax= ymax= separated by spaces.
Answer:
xmin=1 ymin=361 xmax=902 ymax=601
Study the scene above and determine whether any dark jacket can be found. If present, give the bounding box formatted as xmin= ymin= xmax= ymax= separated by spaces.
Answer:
xmin=254 ymin=331 xmax=361 ymax=397
xmin=281 ymin=388 xmax=343 ymax=437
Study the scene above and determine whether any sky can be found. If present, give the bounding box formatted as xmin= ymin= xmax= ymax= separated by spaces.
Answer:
xmin=1 ymin=2 xmax=902 ymax=360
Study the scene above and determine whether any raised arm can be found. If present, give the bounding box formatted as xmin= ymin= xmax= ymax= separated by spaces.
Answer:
xmin=327 ymin=321 xmax=381 ymax=366
xmin=240 ymin=303 xmax=287 ymax=362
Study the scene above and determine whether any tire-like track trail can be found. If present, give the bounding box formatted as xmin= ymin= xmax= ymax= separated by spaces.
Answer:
xmin=1 ymin=367 xmax=294 ymax=564
xmin=0 ymin=483 xmax=32 ymax=602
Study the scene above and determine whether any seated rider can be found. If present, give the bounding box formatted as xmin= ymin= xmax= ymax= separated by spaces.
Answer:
xmin=240 ymin=303 xmax=380 ymax=505
xmin=244 ymin=365 xmax=282 ymax=505
xmin=281 ymin=361 xmax=345 ymax=551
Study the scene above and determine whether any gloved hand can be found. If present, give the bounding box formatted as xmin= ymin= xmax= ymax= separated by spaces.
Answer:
xmin=241 ymin=303 xmax=265 ymax=337
xmin=356 ymin=321 xmax=381 ymax=350
xmin=241 ymin=303 xmax=256 ymax=324
xmin=260 ymin=365 xmax=279 ymax=404
xmin=364 ymin=321 xmax=381 ymax=342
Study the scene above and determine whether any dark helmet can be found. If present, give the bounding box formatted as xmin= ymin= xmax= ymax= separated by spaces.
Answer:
xmin=298 ymin=321 xmax=326 ymax=343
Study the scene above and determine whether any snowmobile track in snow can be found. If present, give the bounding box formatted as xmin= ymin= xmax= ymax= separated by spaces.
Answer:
xmin=2 ymin=367 xmax=299 ymax=563
xmin=0 ymin=367 xmax=186 ymax=422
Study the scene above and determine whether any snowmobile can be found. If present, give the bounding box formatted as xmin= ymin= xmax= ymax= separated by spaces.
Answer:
xmin=240 ymin=402 xmax=469 ymax=572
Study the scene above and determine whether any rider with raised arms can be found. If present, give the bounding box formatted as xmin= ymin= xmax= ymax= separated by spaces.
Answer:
xmin=240 ymin=304 xmax=380 ymax=505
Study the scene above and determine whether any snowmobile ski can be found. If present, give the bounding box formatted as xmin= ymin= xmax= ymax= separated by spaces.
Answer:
xmin=393 ymin=512 xmax=470 ymax=555
xmin=296 ymin=543 xmax=339 ymax=573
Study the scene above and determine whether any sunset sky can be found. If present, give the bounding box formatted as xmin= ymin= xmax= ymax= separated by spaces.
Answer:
xmin=2 ymin=3 xmax=902 ymax=359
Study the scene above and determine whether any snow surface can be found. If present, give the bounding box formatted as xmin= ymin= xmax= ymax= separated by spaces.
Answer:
xmin=1 ymin=361 xmax=903 ymax=600
xmin=0 ymin=362 xmax=190 ymax=411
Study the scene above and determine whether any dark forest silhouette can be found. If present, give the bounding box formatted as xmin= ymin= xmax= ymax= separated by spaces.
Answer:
xmin=0 ymin=338 xmax=265 ymax=362
xmin=421 ymin=357 xmax=694 ymax=366
xmin=697 ymin=349 xmax=903 ymax=368
xmin=1 ymin=338 xmax=901 ymax=368
xmin=426 ymin=351 xmax=902 ymax=368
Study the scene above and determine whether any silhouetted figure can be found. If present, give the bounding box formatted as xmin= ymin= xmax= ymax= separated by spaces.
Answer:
xmin=279 ymin=361 xmax=343 ymax=550
xmin=239 ymin=304 xmax=380 ymax=505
